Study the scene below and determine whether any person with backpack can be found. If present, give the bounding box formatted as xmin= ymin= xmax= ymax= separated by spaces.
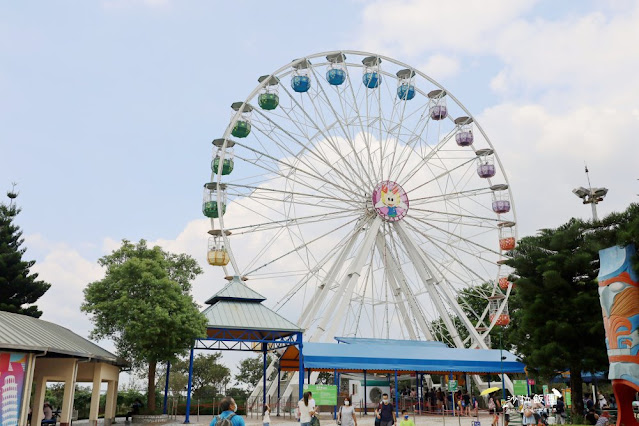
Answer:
xmin=555 ymin=397 xmax=566 ymax=425
xmin=375 ymin=393 xmax=396 ymax=426
xmin=210 ymin=397 xmax=246 ymax=426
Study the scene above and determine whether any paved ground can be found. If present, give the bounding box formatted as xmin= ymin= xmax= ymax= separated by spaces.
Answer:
xmin=160 ymin=412 xmax=494 ymax=426
xmin=69 ymin=412 xmax=494 ymax=426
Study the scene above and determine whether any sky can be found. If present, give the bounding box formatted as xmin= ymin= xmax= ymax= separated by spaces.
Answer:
xmin=1 ymin=0 xmax=638 ymax=388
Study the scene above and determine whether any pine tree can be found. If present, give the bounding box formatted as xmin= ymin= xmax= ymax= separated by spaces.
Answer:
xmin=0 ymin=185 xmax=51 ymax=317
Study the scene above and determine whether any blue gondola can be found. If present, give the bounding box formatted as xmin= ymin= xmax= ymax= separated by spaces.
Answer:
xmin=397 ymin=84 xmax=415 ymax=100
xmin=363 ymin=72 xmax=381 ymax=89
xmin=326 ymin=68 xmax=346 ymax=86
xmin=291 ymin=75 xmax=311 ymax=93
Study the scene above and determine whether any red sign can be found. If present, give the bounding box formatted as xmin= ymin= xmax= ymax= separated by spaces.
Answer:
xmin=528 ymin=379 xmax=535 ymax=385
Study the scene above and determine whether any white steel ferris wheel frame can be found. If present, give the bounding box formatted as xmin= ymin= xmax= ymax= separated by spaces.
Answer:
xmin=209 ymin=50 xmax=517 ymax=352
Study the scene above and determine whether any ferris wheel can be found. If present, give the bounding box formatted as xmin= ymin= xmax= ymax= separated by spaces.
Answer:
xmin=202 ymin=50 xmax=517 ymax=351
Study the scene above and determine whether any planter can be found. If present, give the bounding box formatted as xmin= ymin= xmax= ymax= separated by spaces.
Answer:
xmin=131 ymin=414 xmax=169 ymax=424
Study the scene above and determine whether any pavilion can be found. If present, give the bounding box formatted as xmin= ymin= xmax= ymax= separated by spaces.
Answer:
xmin=0 ymin=311 xmax=126 ymax=426
xmin=182 ymin=276 xmax=304 ymax=423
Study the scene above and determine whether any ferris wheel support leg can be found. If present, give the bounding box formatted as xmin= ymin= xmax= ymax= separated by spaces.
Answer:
xmin=395 ymin=222 xmax=515 ymax=395
xmin=375 ymin=235 xmax=417 ymax=340
xmin=414 ymin=249 xmax=487 ymax=350
xmin=298 ymin=221 xmax=364 ymax=330
xmin=375 ymin=234 xmax=434 ymax=340
xmin=393 ymin=222 xmax=463 ymax=346
xmin=311 ymin=216 xmax=383 ymax=342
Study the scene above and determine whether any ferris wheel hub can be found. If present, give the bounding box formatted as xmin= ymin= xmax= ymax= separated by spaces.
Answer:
xmin=371 ymin=181 xmax=409 ymax=222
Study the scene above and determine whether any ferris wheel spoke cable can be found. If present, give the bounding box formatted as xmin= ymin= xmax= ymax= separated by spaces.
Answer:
xmin=232 ymin=139 xmax=362 ymax=201
xmin=273 ymin=223 xmax=360 ymax=314
xmin=278 ymin=83 xmax=373 ymax=192
xmin=244 ymin=215 xmax=361 ymax=276
xmin=250 ymin=110 xmax=357 ymax=197
xmin=342 ymin=61 xmax=382 ymax=185
xmin=399 ymin=124 xmax=460 ymax=185
xmin=307 ymin=65 xmax=379 ymax=188
xmin=249 ymin=114 xmax=355 ymax=196
xmin=406 ymin=219 xmax=499 ymax=274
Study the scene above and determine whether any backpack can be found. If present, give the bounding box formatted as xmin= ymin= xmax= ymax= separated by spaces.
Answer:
xmin=217 ymin=413 xmax=236 ymax=426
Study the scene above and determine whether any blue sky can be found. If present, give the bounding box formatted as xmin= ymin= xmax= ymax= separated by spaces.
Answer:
xmin=2 ymin=0 xmax=638 ymax=384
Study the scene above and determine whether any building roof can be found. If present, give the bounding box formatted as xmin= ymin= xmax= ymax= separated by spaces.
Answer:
xmin=335 ymin=337 xmax=448 ymax=348
xmin=279 ymin=340 xmax=525 ymax=374
xmin=202 ymin=301 xmax=302 ymax=332
xmin=0 ymin=311 xmax=126 ymax=366
xmin=204 ymin=276 xmax=267 ymax=305
xmin=202 ymin=276 xmax=302 ymax=337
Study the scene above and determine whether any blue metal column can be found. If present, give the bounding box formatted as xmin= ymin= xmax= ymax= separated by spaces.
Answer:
xmin=184 ymin=346 xmax=195 ymax=423
xmin=333 ymin=369 xmax=338 ymax=420
xmin=394 ymin=370 xmax=399 ymax=418
xmin=263 ymin=344 xmax=268 ymax=406
xmin=364 ymin=370 xmax=367 ymax=415
xmin=449 ymin=372 xmax=454 ymax=417
xmin=500 ymin=328 xmax=506 ymax=404
xmin=415 ymin=371 xmax=420 ymax=413
xmin=163 ymin=361 xmax=171 ymax=415
xmin=277 ymin=363 xmax=281 ymax=416
xmin=298 ymin=332 xmax=304 ymax=400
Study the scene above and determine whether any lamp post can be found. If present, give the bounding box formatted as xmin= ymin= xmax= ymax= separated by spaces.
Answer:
xmin=572 ymin=165 xmax=608 ymax=221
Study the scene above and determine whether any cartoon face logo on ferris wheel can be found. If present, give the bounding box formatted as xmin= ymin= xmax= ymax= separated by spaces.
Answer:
xmin=372 ymin=181 xmax=409 ymax=222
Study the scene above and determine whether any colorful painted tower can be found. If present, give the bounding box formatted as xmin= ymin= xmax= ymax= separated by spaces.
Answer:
xmin=597 ymin=244 xmax=639 ymax=426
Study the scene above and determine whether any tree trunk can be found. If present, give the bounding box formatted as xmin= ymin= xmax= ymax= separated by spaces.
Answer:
xmin=570 ymin=367 xmax=584 ymax=419
xmin=148 ymin=360 xmax=157 ymax=413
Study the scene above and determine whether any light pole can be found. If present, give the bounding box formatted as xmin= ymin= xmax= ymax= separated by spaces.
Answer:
xmin=500 ymin=328 xmax=506 ymax=426
xmin=572 ymin=165 xmax=608 ymax=221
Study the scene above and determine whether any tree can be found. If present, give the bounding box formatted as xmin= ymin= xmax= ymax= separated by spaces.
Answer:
xmin=430 ymin=282 xmax=502 ymax=348
xmin=504 ymin=204 xmax=639 ymax=418
xmin=159 ymin=353 xmax=231 ymax=398
xmin=235 ymin=354 xmax=274 ymax=388
xmin=82 ymin=240 xmax=207 ymax=412
xmin=0 ymin=186 xmax=51 ymax=317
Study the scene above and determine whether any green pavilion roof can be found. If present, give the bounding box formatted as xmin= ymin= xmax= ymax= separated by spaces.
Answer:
xmin=202 ymin=276 xmax=302 ymax=333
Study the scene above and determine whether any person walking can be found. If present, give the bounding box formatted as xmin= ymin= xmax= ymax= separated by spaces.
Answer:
xmin=488 ymin=394 xmax=497 ymax=426
xmin=263 ymin=405 xmax=271 ymax=426
xmin=298 ymin=392 xmax=316 ymax=426
xmin=555 ymin=396 xmax=566 ymax=425
xmin=337 ymin=396 xmax=357 ymax=426
xmin=375 ymin=393 xmax=396 ymax=426
xmin=210 ymin=397 xmax=246 ymax=426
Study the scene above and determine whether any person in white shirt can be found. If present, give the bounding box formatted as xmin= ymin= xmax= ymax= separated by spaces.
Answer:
xmin=298 ymin=392 xmax=316 ymax=426
xmin=263 ymin=404 xmax=271 ymax=426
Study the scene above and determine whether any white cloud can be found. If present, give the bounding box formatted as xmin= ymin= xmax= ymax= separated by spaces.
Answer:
xmin=419 ymin=54 xmax=460 ymax=79
xmin=353 ymin=0 xmax=539 ymax=56
xmin=490 ymin=6 xmax=639 ymax=101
